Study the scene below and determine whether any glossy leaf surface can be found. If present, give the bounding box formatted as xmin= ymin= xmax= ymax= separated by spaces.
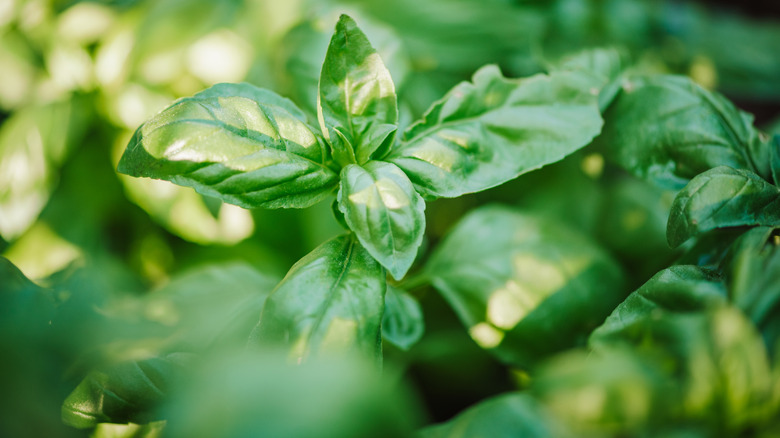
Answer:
xmin=250 ymin=234 xmax=386 ymax=362
xmin=667 ymin=166 xmax=780 ymax=247
xmin=338 ymin=161 xmax=425 ymax=280
xmin=426 ymin=205 xmax=625 ymax=368
xmin=589 ymin=265 xmax=727 ymax=348
xmin=117 ymin=83 xmax=337 ymax=209
xmin=381 ymin=286 xmax=424 ymax=351
xmin=599 ymin=75 xmax=769 ymax=189
xmin=318 ymin=14 xmax=398 ymax=166
xmin=388 ymin=65 xmax=603 ymax=198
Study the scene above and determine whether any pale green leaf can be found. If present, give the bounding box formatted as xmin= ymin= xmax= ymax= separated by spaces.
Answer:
xmin=338 ymin=161 xmax=425 ymax=280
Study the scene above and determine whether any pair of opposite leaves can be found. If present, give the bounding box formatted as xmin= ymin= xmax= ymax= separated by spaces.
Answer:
xmin=117 ymin=14 xmax=604 ymax=280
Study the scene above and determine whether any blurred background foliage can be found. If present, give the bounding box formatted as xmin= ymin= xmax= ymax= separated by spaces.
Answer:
xmin=1 ymin=0 xmax=779 ymax=437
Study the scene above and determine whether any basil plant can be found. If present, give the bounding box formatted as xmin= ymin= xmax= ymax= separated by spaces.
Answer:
xmin=117 ymin=15 xmax=604 ymax=363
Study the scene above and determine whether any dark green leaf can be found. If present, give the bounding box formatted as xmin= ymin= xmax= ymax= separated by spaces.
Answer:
xmin=723 ymin=227 xmax=780 ymax=356
xmin=598 ymin=75 xmax=769 ymax=189
xmin=667 ymin=166 xmax=780 ymax=248
xmin=550 ymin=47 xmax=625 ymax=110
xmin=426 ymin=205 xmax=625 ymax=368
xmin=162 ymin=350 xmax=422 ymax=438
xmin=420 ymin=393 xmax=568 ymax=438
xmin=589 ymin=265 xmax=727 ymax=348
xmin=117 ymin=82 xmax=337 ymax=209
xmin=249 ymin=234 xmax=386 ymax=362
xmin=61 ymin=353 xmax=194 ymax=429
xmin=381 ymin=286 xmax=424 ymax=351
xmin=387 ymin=66 xmax=603 ymax=198
xmin=338 ymin=161 xmax=425 ymax=280
xmin=318 ymin=14 xmax=398 ymax=166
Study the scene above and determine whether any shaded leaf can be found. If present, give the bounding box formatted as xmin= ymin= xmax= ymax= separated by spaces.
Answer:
xmin=61 ymin=353 xmax=194 ymax=429
xmin=249 ymin=234 xmax=386 ymax=362
xmin=420 ymin=393 xmax=568 ymax=438
xmin=598 ymin=75 xmax=768 ymax=189
xmin=589 ymin=265 xmax=727 ymax=348
xmin=338 ymin=161 xmax=425 ymax=280
xmin=388 ymin=65 xmax=603 ymax=198
xmin=667 ymin=166 xmax=780 ymax=247
xmin=381 ymin=286 xmax=424 ymax=351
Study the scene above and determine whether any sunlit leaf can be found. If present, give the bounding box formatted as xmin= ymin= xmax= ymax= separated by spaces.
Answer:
xmin=318 ymin=14 xmax=398 ymax=166
xmin=338 ymin=161 xmax=425 ymax=280
xmin=426 ymin=205 xmax=625 ymax=368
xmin=388 ymin=66 xmax=603 ymax=198
xmin=117 ymin=83 xmax=338 ymax=209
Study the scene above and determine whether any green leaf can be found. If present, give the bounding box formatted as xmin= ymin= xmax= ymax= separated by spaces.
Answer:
xmin=667 ymin=166 xmax=780 ymax=248
xmin=318 ymin=14 xmax=398 ymax=166
xmin=0 ymin=99 xmax=87 ymax=240
xmin=426 ymin=205 xmax=625 ymax=369
xmin=381 ymin=286 xmax=424 ymax=351
xmin=249 ymin=234 xmax=386 ymax=363
xmin=724 ymin=227 xmax=780 ymax=356
xmin=420 ymin=393 xmax=568 ymax=438
xmin=598 ymin=75 xmax=769 ymax=189
xmin=589 ymin=265 xmax=727 ymax=349
xmin=117 ymin=82 xmax=338 ymax=209
xmin=337 ymin=161 xmax=425 ymax=280
xmin=161 ymin=350 xmax=422 ymax=438
xmin=387 ymin=65 xmax=603 ymax=198
xmin=532 ymin=347 xmax=675 ymax=435
xmin=137 ymin=262 xmax=280 ymax=351
xmin=61 ymin=352 xmax=194 ymax=429
xmin=550 ymin=47 xmax=625 ymax=111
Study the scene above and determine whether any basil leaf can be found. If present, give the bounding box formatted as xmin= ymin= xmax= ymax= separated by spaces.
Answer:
xmin=117 ymin=82 xmax=338 ymax=209
xmin=667 ymin=166 xmax=780 ymax=248
xmin=426 ymin=205 xmax=625 ymax=369
xmin=0 ymin=99 xmax=87 ymax=240
xmin=250 ymin=234 xmax=386 ymax=362
xmin=338 ymin=161 xmax=425 ymax=280
xmin=387 ymin=66 xmax=603 ymax=198
xmin=532 ymin=347 xmax=675 ymax=435
xmin=420 ymin=393 xmax=568 ymax=438
xmin=589 ymin=265 xmax=727 ymax=348
xmin=318 ymin=14 xmax=398 ymax=166
xmin=724 ymin=228 xmax=780 ymax=356
xmin=598 ymin=75 xmax=769 ymax=189
xmin=381 ymin=286 xmax=424 ymax=351
xmin=61 ymin=352 xmax=194 ymax=429
xmin=550 ymin=47 xmax=624 ymax=111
